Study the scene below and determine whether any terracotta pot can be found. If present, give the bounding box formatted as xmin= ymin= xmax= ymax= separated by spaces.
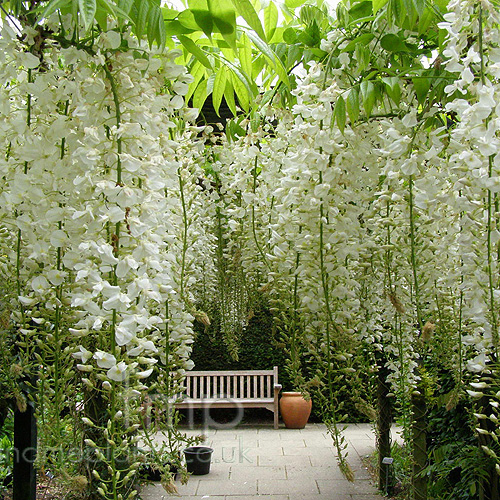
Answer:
xmin=279 ymin=392 xmax=312 ymax=429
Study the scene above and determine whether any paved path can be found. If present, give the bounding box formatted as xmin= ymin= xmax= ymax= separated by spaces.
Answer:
xmin=140 ymin=423 xmax=384 ymax=499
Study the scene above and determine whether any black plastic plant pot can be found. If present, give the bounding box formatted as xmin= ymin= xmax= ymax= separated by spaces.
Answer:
xmin=183 ymin=446 xmax=214 ymax=475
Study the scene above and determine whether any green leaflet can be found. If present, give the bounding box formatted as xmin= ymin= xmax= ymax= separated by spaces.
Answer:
xmin=373 ymin=0 xmax=389 ymax=13
xmin=118 ymin=0 xmax=134 ymax=15
xmin=193 ymin=78 xmax=208 ymax=111
xmin=380 ymin=34 xmax=409 ymax=53
xmin=212 ymin=65 xmax=228 ymax=115
xmin=245 ymin=29 xmax=290 ymax=88
xmin=78 ymin=0 xmax=96 ymax=30
xmin=334 ymin=96 xmax=346 ymax=134
xmin=264 ymin=2 xmax=278 ymax=41
xmin=360 ymin=81 xmax=375 ymax=118
xmin=179 ymin=35 xmax=212 ymax=69
xmin=412 ymin=75 xmax=431 ymax=106
xmin=239 ymin=33 xmax=253 ymax=79
xmin=186 ymin=61 xmax=207 ymax=104
xmin=346 ymin=87 xmax=360 ymax=123
xmin=38 ymin=0 xmax=72 ymax=22
xmin=229 ymin=0 xmax=266 ymax=42
xmin=224 ymin=79 xmax=237 ymax=116
xmin=230 ymin=70 xmax=250 ymax=112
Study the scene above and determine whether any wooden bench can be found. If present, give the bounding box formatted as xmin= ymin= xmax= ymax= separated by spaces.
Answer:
xmin=170 ymin=367 xmax=282 ymax=429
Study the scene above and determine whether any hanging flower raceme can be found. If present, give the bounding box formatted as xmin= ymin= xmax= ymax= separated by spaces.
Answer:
xmin=0 ymin=19 xmax=213 ymax=496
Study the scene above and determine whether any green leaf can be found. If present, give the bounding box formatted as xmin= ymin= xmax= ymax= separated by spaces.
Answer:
xmin=283 ymin=27 xmax=298 ymax=44
xmin=229 ymin=0 xmax=266 ymax=42
xmin=147 ymin=3 xmax=164 ymax=47
xmin=299 ymin=20 xmax=320 ymax=48
xmin=412 ymin=76 xmax=430 ymax=105
xmin=230 ymin=70 xmax=250 ymax=112
xmin=78 ymin=0 xmax=96 ymax=31
xmin=38 ymin=0 xmax=71 ymax=21
xmin=334 ymin=96 xmax=346 ymax=133
xmin=412 ymin=0 xmax=425 ymax=14
xmin=346 ymin=87 xmax=360 ymax=123
xmin=389 ymin=0 xmax=406 ymax=25
xmin=193 ymin=78 xmax=208 ymax=111
xmin=285 ymin=0 xmax=305 ymax=8
xmin=212 ymin=66 xmax=227 ymax=115
xmin=382 ymin=77 xmax=401 ymax=105
xmin=192 ymin=10 xmax=214 ymax=39
xmin=245 ymin=29 xmax=290 ymax=88
xmin=165 ymin=19 xmax=196 ymax=36
xmin=418 ymin=7 xmax=434 ymax=35
xmin=208 ymin=0 xmax=236 ymax=48
xmin=380 ymin=34 xmax=408 ymax=52
xmin=179 ymin=35 xmax=212 ymax=69
xmin=177 ymin=10 xmax=200 ymax=30
xmin=135 ymin=0 xmax=149 ymax=38
xmin=189 ymin=0 xmax=214 ymax=38
xmin=239 ymin=33 xmax=253 ymax=80
xmin=118 ymin=0 xmax=134 ymax=15
xmin=344 ymin=33 xmax=375 ymax=52
xmin=373 ymin=0 xmax=389 ymax=13
xmin=186 ymin=61 xmax=206 ymax=103
xmin=224 ymin=79 xmax=237 ymax=116
xmin=360 ymin=81 xmax=375 ymax=117
xmin=348 ymin=1 xmax=372 ymax=21
xmin=161 ymin=7 xmax=178 ymax=19
xmin=264 ymin=1 xmax=278 ymax=41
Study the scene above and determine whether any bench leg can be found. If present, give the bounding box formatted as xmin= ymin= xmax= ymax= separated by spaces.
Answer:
xmin=274 ymin=407 xmax=279 ymax=429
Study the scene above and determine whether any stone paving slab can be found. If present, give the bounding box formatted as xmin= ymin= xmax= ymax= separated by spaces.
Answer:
xmin=140 ymin=423 xmax=386 ymax=499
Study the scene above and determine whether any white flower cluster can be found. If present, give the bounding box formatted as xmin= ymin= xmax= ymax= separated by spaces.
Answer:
xmin=213 ymin=0 xmax=500 ymax=404
xmin=0 ymin=25 xmax=211 ymax=389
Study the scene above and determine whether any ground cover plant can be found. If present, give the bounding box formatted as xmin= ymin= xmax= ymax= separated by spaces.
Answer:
xmin=0 ymin=0 xmax=500 ymax=499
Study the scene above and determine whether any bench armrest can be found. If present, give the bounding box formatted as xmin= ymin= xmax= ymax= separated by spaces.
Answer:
xmin=274 ymin=384 xmax=282 ymax=392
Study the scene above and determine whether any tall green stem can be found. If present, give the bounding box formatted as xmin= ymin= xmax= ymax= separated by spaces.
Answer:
xmin=103 ymin=60 xmax=124 ymax=500
xmin=177 ymin=167 xmax=189 ymax=302
xmin=408 ymin=175 xmax=422 ymax=330
xmin=251 ymin=157 xmax=271 ymax=271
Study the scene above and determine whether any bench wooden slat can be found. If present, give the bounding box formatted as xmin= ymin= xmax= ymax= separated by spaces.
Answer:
xmin=170 ymin=367 xmax=281 ymax=429
xmin=185 ymin=370 xmax=275 ymax=376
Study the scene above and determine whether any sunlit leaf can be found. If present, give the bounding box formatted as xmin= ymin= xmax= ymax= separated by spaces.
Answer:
xmin=179 ymin=35 xmax=212 ymax=69
xmin=229 ymin=0 xmax=266 ymax=42
xmin=212 ymin=65 xmax=227 ymax=115
xmin=177 ymin=10 xmax=200 ymax=30
xmin=224 ymin=79 xmax=237 ymax=116
xmin=373 ymin=0 xmax=389 ymax=13
xmin=230 ymin=70 xmax=250 ymax=112
xmin=186 ymin=61 xmax=207 ymax=103
xmin=264 ymin=2 xmax=278 ymax=41
xmin=360 ymin=80 xmax=375 ymax=117
xmin=239 ymin=33 xmax=253 ymax=78
xmin=245 ymin=29 xmax=290 ymax=88
xmin=283 ymin=27 xmax=298 ymax=44
xmin=193 ymin=78 xmax=208 ymax=111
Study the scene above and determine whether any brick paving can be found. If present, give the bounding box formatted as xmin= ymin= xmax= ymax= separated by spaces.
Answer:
xmin=140 ymin=423 xmax=386 ymax=499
